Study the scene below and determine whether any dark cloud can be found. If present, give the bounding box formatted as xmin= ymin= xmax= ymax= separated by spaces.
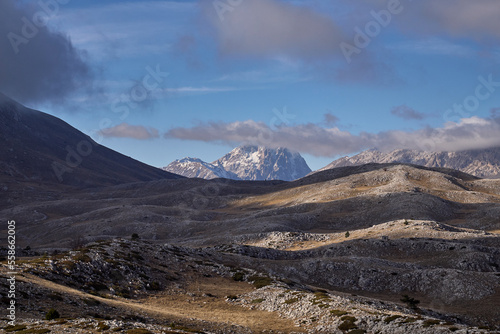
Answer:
xmin=391 ymin=105 xmax=426 ymax=121
xmin=99 ymin=123 xmax=159 ymax=140
xmin=323 ymin=112 xmax=339 ymax=126
xmin=0 ymin=0 xmax=93 ymax=105
xmin=165 ymin=116 xmax=500 ymax=156
xmin=490 ymin=108 xmax=500 ymax=118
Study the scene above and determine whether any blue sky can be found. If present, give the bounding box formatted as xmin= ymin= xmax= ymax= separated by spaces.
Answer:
xmin=2 ymin=0 xmax=500 ymax=170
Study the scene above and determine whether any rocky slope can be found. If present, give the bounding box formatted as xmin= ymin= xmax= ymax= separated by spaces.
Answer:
xmin=317 ymin=148 xmax=500 ymax=178
xmin=2 ymin=237 xmax=497 ymax=333
xmin=164 ymin=146 xmax=311 ymax=181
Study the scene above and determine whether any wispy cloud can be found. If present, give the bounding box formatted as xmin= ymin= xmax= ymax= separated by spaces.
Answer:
xmin=165 ymin=116 xmax=500 ymax=156
xmin=99 ymin=123 xmax=159 ymax=140
xmin=391 ymin=38 xmax=475 ymax=57
xmin=53 ymin=1 xmax=195 ymax=59
xmin=391 ymin=105 xmax=427 ymax=121
xmin=164 ymin=86 xmax=237 ymax=94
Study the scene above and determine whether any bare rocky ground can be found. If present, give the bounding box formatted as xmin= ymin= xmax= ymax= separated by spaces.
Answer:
xmin=1 ymin=163 xmax=500 ymax=332
xmin=1 ymin=237 xmax=498 ymax=333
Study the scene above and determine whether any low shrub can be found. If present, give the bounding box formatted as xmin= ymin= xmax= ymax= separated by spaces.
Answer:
xmin=232 ymin=272 xmax=244 ymax=281
xmin=251 ymin=298 xmax=265 ymax=303
xmin=45 ymin=308 xmax=60 ymax=320
xmin=423 ymin=319 xmax=440 ymax=327
xmin=284 ymin=298 xmax=299 ymax=304
xmin=248 ymin=276 xmax=272 ymax=289
xmin=384 ymin=315 xmax=402 ymax=323
xmin=338 ymin=316 xmax=357 ymax=331
xmin=330 ymin=310 xmax=348 ymax=316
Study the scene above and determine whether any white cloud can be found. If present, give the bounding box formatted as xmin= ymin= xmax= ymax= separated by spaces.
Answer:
xmin=164 ymin=116 xmax=500 ymax=156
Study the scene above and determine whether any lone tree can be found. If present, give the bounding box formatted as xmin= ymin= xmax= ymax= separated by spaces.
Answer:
xmin=401 ymin=294 xmax=420 ymax=309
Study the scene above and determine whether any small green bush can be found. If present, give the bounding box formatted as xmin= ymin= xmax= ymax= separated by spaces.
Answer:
xmin=73 ymin=253 xmax=92 ymax=263
xmin=345 ymin=231 xmax=350 ymax=238
xmin=251 ymin=298 xmax=265 ymax=303
xmin=284 ymin=298 xmax=299 ymax=304
xmin=384 ymin=315 xmax=402 ymax=323
xmin=330 ymin=309 xmax=348 ymax=316
xmin=249 ymin=276 xmax=272 ymax=289
xmin=314 ymin=291 xmax=329 ymax=299
xmin=423 ymin=319 xmax=440 ymax=327
xmin=97 ymin=322 xmax=110 ymax=331
xmin=347 ymin=330 xmax=366 ymax=334
xmin=338 ymin=321 xmax=357 ymax=331
xmin=45 ymin=308 xmax=60 ymax=320
xmin=232 ymin=272 xmax=244 ymax=281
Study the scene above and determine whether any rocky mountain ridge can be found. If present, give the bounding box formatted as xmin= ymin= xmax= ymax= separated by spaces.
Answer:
xmin=318 ymin=148 xmax=500 ymax=178
xmin=164 ymin=145 xmax=312 ymax=181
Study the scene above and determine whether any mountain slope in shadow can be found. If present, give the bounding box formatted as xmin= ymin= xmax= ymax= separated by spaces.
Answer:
xmin=0 ymin=93 xmax=182 ymax=193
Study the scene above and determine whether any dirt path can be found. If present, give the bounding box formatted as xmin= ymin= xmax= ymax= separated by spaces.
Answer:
xmin=12 ymin=272 xmax=302 ymax=333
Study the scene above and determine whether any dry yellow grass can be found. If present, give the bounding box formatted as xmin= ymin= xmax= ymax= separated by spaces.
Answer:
xmin=8 ymin=270 xmax=302 ymax=333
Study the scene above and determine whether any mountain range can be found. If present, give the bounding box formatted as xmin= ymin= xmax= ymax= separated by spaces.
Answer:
xmin=164 ymin=145 xmax=312 ymax=181
xmin=1 ymin=93 xmax=500 ymax=332
xmin=317 ymin=148 xmax=500 ymax=178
